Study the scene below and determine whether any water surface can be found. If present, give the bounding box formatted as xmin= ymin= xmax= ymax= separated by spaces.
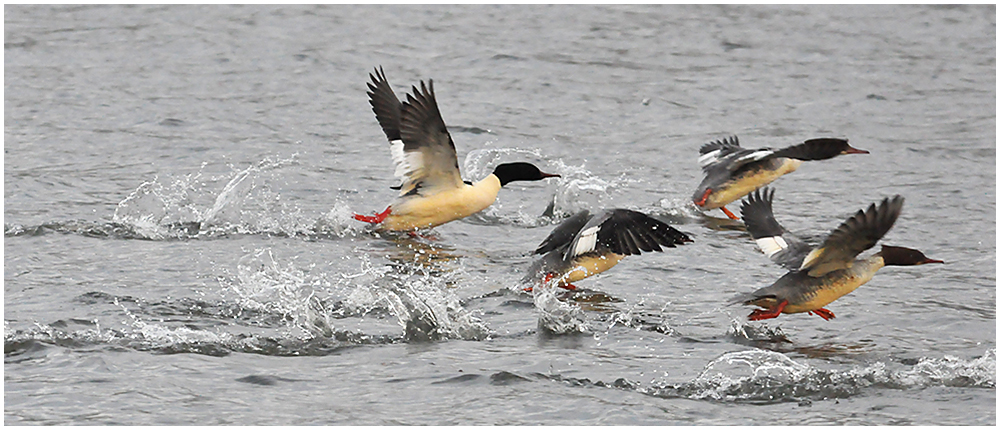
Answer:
xmin=5 ymin=5 xmax=995 ymax=425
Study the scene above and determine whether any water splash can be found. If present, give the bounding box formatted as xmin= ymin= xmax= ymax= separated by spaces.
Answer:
xmin=112 ymin=296 xmax=246 ymax=352
xmin=546 ymin=159 xmax=628 ymax=218
xmin=104 ymin=155 xmax=364 ymax=240
xmin=647 ymin=348 xmax=997 ymax=403
xmin=532 ymin=285 xmax=589 ymax=334
xmin=3 ymin=316 xmax=352 ymax=358
xmin=314 ymin=199 xmax=366 ymax=238
xmin=461 ymin=147 xmax=631 ymax=227
xmin=113 ymin=169 xmax=205 ymax=239
xmin=226 ymin=248 xmax=334 ymax=338
xmin=197 ymin=156 xmax=310 ymax=236
xmin=336 ymin=254 xmax=491 ymax=341
xmin=462 ymin=147 xmax=546 ymax=181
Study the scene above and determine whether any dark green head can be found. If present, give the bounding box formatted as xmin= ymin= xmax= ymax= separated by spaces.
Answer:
xmin=492 ymin=162 xmax=560 ymax=186
xmin=776 ymin=138 xmax=870 ymax=161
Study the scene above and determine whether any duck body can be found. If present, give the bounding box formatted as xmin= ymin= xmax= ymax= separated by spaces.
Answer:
xmin=524 ymin=209 xmax=692 ymax=290
xmin=353 ymin=67 xmax=559 ymax=232
xmin=527 ymin=246 xmax=626 ymax=289
xmin=730 ymin=188 xmax=942 ymax=321
xmin=693 ymin=136 xmax=868 ymax=220
xmin=732 ymin=256 xmax=883 ymax=317
xmin=378 ymin=174 xmax=501 ymax=231
xmin=694 ymin=157 xmax=802 ymax=211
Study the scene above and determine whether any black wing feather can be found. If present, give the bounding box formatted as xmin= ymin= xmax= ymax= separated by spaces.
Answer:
xmin=596 ymin=209 xmax=691 ymax=256
xmin=534 ymin=210 xmax=592 ymax=255
xmin=740 ymin=188 xmax=814 ymax=270
xmin=367 ymin=66 xmax=403 ymax=142
xmin=800 ymin=195 xmax=904 ymax=276
xmin=699 ymin=135 xmax=741 ymax=155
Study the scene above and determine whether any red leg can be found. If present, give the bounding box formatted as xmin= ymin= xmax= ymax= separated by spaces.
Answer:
xmin=525 ymin=273 xmax=552 ymax=292
xmin=720 ymin=206 xmax=739 ymax=220
xmin=527 ymin=273 xmax=578 ymax=292
xmin=808 ymin=308 xmax=836 ymax=320
xmin=748 ymin=299 xmax=788 ymax=321
xmin=353 ymin=207 xmax=391 ymax=224
xmin=695 ymin=189 xmax=712 ymax=206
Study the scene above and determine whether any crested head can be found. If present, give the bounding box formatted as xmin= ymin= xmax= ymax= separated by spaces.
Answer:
xmin=880 ymin=245 xmax=944 ymax=266
xmin=492 ymin=162 xmax=560 ymax=186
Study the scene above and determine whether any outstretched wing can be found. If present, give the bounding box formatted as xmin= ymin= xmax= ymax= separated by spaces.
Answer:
xmin=698 ymin=135 xmax=776 ymax=174
xmin=367 ymin=66 xmax=403 ymax=143
xmin=564 ymin=209 xmax=692 ymax=261
xmin=396 ymin=80 xmax=465 ymax=197
xmin=366 ymin=67 xmax=410 ymax=191
xmin=534 ymin=210 xmax=593 ymax=255
xmin=799 ymin=196 xmax=904 ymax=277
xmin=740 ymin=188 xmax=813 ymax=270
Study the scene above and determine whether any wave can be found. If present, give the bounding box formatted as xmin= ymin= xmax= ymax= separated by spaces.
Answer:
xmin=4 ymin=244 xmax=495 ymax=357
xmin=645 ymin=348 xmax=996 ymax=403
xmin=492 ymin=348 xmax=996 ymax=405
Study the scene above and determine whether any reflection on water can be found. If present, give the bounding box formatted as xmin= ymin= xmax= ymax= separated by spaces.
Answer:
xmin=377 ymin=233 xmax=463 ymax=271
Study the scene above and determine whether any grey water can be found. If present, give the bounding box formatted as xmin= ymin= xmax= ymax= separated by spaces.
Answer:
xmin=4 ymin=4 xmax=995 ymax=425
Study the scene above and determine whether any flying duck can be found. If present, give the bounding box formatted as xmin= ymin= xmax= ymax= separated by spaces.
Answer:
xmin=353 ymin=67 xmax=560 ymax=232
xmin=730 ymin=188 xmax=942 ymax=321
xmin=693 ymin=136 xmax=869 ymax=220
xmin=523 ymin=209 xmax=693 ymax=291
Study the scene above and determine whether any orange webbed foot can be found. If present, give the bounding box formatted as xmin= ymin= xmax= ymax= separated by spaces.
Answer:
xmin=353 ymin=207 xmax=391 ymax=224
xmin=720 ymin=206 xmax=739 ymax=220
xmin=808 ymin=308 xmax=836 ymax=320
xmin=748 ymin=299 xmax=788 ymax=321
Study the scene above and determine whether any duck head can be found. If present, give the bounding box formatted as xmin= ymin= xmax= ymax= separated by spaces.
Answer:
xmin=795 ymin=138 xmax=870 ymax=160
xmin=493 ymin=162 xmax=560 ymax=186
xmin=880 ymin=245 xmax=944 ymax=266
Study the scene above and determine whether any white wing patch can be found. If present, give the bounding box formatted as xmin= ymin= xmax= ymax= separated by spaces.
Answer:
xmin=571 ymin=225 xmax=600 ymax=258
xmin=755 ymin=236 xmax=788 ymax=258
xmin=800 ymin=247 xmax=824 ymax=270
xmin=389 ymin=139 xmax=408 ymax=178
xmin=389 ymin=139 xmax=423 ymax=184
xmin=734 ymin=149 xmax=774 ymax=164
xmin=698 ymin=149 xmax=722 ymax=167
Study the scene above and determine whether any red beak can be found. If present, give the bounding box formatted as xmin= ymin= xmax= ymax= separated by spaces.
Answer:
xmin=844 ymin=146 xmax=870 ymax=155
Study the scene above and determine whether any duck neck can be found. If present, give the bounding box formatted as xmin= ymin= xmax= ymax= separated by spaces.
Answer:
xmin=854 ymin=254 xmax=887 ymax=278
xmin=466 ymin=174 xmax=503 ymax=209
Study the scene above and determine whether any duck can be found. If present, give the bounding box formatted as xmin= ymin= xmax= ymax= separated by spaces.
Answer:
xmin=523 ymin=209 xmax=693 ymax=291
xmin=353 ymin=67 xmax=560 ymax=232
xmin=730 ymin=188 xmax=942 ymax=321
xmin=693 ymin=135 xmax=869 ymax=220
